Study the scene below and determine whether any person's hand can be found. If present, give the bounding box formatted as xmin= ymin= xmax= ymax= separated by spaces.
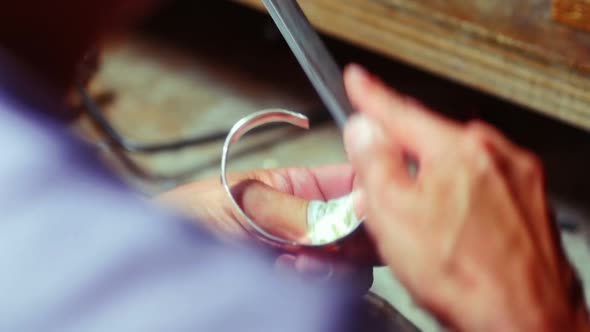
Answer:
xmin=156 ymin=164 xmax=373 ymax=290
xmin=342 ymin=65 xmax=590 ymax=331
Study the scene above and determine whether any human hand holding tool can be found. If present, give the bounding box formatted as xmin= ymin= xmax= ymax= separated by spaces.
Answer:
xmin=343 ymin=64 xmax=590 ymax=332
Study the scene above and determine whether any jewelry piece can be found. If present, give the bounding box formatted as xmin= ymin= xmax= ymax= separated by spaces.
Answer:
xmin=221 ymin=109 xmax=365 ymax=253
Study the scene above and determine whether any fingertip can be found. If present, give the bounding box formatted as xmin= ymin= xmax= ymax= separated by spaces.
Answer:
xmin=344 ymin=116 xmax=414 ymax=217
xmin=345 ymin=63 xmax=394 ymax=101
xmin=344 ymin=114 xmax=388 ymax=162
xmin=344 ymin=64 xmax=374 ymax=107
xmin=345 ymin=65 xmax=423 ymax=126
xmin=344 ymin=63 xmax=370 ymax=84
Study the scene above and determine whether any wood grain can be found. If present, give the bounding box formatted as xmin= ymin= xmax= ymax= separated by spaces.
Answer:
xmin=236 ymin=0 xmax=590 ymax=131
xmin=553 ymin=0 xmax=590 ymax=32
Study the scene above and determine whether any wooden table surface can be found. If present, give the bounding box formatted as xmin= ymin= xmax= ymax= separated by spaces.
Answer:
xmin=237 ymin=0 xmax=590 ymax=131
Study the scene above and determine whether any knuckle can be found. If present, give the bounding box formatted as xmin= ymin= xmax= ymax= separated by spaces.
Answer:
xmin=266 ymin=170 xmax=291 ymax=193
xmin=465 ymin=120 xmax=498 ymax=140
xmin=401 ymin=95 xmax=423 ymax=108
xmin=436 ymin=250 xmax=456 ymax=273
xmin=464 ymin=122 xmax=492 ymax=148
xmin=462 ymin=132 xmax=486 ymax=154
xmin=461 ymin=128 xmax=496 ymax=174
xmin=518 ymin=151 xmax=544 ymax=179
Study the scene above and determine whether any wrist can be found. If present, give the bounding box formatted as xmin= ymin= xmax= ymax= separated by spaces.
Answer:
xmin=476 ymin=272 xmax=589 ymax=332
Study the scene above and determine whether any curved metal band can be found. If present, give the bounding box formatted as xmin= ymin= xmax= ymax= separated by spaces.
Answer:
xmin=221 ymin=109 xmax=310 ymax=248
xmin=220 ymin=109 xmax=366 ymax=253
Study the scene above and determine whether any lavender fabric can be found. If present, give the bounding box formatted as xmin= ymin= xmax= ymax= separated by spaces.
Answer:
xmin=0 ymin=50 xmax=354 ymax=332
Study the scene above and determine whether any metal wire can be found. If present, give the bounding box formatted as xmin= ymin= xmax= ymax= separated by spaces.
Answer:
xmin=78 ymin=85 xmax=240 ymax=154
xmin=77 ymin=85 xmax=332 ymax=185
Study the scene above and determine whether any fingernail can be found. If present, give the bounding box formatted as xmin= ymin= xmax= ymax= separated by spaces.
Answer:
xmin=345 ymin=115 xmax=387 ymax=155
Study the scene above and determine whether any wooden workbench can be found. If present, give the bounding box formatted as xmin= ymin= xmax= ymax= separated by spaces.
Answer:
xmin=237 ymin=0 xmax=590 ymax=132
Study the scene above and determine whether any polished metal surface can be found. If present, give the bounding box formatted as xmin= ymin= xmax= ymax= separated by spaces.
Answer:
xmin=262 ymin=0 xmax=355 ymax=129
xmin=221 ymin=109 xmax=310 ymax=247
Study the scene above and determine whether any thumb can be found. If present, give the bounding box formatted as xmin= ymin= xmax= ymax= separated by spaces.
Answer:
xmin=232 ymin=180 xmax=309 ymax=241
xmin=344 ymin=114 xmax=416 ymax=251
xmin=344 ymin=114 xmax=413 ymax=195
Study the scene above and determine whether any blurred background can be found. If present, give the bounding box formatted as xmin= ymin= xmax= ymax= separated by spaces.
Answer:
xmin=73 ymin=1 xmax=590 ymax=330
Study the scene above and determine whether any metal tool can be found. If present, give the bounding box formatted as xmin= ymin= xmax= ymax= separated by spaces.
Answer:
xmin=262 ymin=0 xmax=355 ymax=129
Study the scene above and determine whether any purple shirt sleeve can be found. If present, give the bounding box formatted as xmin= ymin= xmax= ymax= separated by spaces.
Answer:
xmin=0 ymin=51 xmax=358 ymax=332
